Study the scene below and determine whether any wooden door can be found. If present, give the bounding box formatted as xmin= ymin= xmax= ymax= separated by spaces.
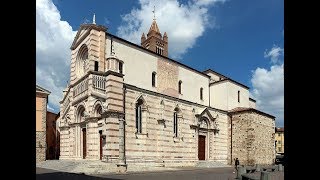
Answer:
xmin=82 ymin=128 xmax=86 ymax=159
xmin=198 ymin=135 xmax=206 ymax=160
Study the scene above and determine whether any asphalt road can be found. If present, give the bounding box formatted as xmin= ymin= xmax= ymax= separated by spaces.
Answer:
xmin=37 ymin=167 xmax=236 ymax=180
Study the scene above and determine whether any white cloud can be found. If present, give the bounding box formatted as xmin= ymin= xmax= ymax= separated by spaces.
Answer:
xmin=36 ymin=0 xmax=76 ymax=112
xmin=251 ymin=46 xmax=284 ymax=127
xmin=264 ymin=45 xmax=283 ymax=64
xmin=117 ymin=0 xmax=226 ymax=59
xmin=194 ymin=0 xmax=227 ymax=6
xmin=47 ymin=104 xmax=55 ymax=112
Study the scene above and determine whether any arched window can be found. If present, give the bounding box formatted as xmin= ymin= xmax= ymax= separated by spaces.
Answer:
xmin=152 ymin=72 xmax=156 ymax=87
xmin=94 ymin=104 xmax=102 ymax=117
xmin=119 ymin=62 xmax=123 ymax=74
xmin=77 ymin=106 xmax=85 ymax=123
xmin=94 ymin=61 xmax=99 ymax=71
xmin=173 ymin=107 xmax=180 ymax=137
xmin=173 ymin=112 xmax=178 ymax=137
xmin=136 ymin=99 xmax=143 ymax=133
xmin=76 ymin=44 xmax=88 ymax=78
xmin=178 ymin=80 xmax=182 ymax=94
xmin=200 ymin=87 xmax=203 ymax=100
xmin=238 ymin=90 xmax=240 ymax=103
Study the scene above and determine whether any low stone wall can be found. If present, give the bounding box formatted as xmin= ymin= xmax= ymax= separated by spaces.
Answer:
xmin=36 ymin=131 xmax=46 ymax=162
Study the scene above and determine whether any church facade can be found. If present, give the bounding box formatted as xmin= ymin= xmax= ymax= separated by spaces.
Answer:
xmin=58 ymin=18 xmax=275 ymax=171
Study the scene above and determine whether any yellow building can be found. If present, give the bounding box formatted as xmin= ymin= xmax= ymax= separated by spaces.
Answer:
xmin=275 ymin=127 xmax=284 ymax=154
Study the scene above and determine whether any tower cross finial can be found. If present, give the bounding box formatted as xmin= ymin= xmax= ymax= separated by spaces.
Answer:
xmin=152 ymin=6 xmax=156 ymax=20
xmin=93 ymin=13 xmax=96 ymax=24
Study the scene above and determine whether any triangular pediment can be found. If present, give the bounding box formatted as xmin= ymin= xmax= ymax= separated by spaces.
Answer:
xmin=196 ymin=107 xmax=215 ymax=121
xmin=70 ymin=24 xmax=107 ymax=50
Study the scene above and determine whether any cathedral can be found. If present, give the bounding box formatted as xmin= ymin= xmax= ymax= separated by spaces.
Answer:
xmin=58 ymin=16 xmax=276 ymax=171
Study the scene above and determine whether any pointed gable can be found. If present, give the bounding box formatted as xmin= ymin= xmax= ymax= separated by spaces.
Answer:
xmin=70 ymin=24 xmax=107 ymax=50
xmin=196 ymin=107 xmax=216 ymax=121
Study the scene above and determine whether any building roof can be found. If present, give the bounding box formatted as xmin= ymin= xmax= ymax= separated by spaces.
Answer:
xmin=47 ymin=111 xmax=58 ymax=115
xmin=36 ymin=85 xmax=51 ymax=95
xmin=229 ymin=107 xmax=275 ymax=119
xmin=209 ymin=78 xmax=249 ymax=89
xmin=72 ymin=23 xmax=251 ymax=89
xmin=249 ymin=97 xmax=256 ymax=102
xmin=203 ymin=69 xmax=228 ymax=79
xmin=107 ymin=32 xmax=211 ymax=78
xmin=275 ymin=127 xmax=284 ymax=132
xmin=204 ymin=69 xmax=249 ymax=90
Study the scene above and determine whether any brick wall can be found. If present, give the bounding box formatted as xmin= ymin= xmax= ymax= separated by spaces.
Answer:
xmin=157 ymin=59 xmax=179 ymax=97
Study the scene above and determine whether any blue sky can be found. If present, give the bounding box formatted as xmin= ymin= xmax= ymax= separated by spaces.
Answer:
xmin=36 ymin=0 xmax=284 ymax=126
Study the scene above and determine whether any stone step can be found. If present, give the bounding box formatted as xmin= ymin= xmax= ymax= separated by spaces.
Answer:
xmin=195 ymin=161 xmax=231 ymax=168
xmin=37 ymin=160 xmax=118 ymax=174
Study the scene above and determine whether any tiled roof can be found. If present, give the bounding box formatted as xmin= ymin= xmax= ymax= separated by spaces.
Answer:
xmin=229 ymin=107 xmax=275 ymax=119
xmin=36 ymin=84 xmax=51 ymax=94
xmin=276 ymin=127 xmax=284 ymax=132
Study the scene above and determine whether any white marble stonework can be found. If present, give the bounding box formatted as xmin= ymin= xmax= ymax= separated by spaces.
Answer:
xmin=58 ymin=20 xmax=276 ymax=171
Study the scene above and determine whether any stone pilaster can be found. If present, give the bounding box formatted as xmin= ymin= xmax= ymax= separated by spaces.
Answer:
xmin=86 ymin=120 xmax=99 ymax=159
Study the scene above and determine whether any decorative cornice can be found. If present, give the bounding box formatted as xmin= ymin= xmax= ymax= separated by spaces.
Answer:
xmin=36 ymin=85 xmax=51 ymax=94
xmin=70 ymin=70 xmax=124 ymax=89
xmin=60 ymin=88 xmax=71 ymax=104
xmin=102 ymin=110 xmax=125 ymax=119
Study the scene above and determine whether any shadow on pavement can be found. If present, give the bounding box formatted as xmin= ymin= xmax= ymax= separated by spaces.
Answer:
xmin=36 ymin=172 xmax=123 ymax=180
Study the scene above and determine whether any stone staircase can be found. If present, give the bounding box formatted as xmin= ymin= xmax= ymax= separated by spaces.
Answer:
xmin=195 ymin=161 xmax=232 ymax=168
xmin=36 ymin=160 xmax=118 ymax=174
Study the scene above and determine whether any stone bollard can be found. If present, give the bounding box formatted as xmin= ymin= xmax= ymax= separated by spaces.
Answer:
xmin=237 ymin=166 xmax=246 ymax=180
xmin=278 ymin=164 xmax=283 ymax=171
xmin=256 ymin=164 xmax=261 ymax=172
xmin=260 ymin=171 xmax=270 ymax=180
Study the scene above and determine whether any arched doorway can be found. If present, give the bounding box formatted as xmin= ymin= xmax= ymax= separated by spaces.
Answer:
xmin=94 ymin=104 xmax=103 ymax=160
xmin=198 ymin=117 xmax=209 ymax=160
xmin=77 ymin=106 xmax=87 ymax=159
xmin=198 ymin=135 xmax=206 ymax=160
xmin=82 ymin=128 xmax=87 ymax=159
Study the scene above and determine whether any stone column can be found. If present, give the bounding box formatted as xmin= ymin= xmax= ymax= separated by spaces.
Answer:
xmin=117 ymin=118 xmax=127 ymax=172
xmin=118 ymin=118 xmax=126 ymax=164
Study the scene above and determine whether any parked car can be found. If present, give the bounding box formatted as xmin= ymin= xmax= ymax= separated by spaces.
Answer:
xmin=275 ymin=154 xmax=284 ymax=165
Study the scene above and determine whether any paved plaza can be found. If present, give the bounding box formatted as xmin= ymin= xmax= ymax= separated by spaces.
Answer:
xmin=36 ymin=166 xmax=236 ymax=180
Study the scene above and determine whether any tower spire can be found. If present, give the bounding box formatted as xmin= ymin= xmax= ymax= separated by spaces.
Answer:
xmin=152 ymin=6 xmax=156 ymax=21
xmin=93 ymin=13 xmax=96 ymax=24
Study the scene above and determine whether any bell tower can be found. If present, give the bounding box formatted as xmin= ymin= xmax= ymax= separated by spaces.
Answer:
xmin=141 ymin=6 xmax=168 ymax=57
